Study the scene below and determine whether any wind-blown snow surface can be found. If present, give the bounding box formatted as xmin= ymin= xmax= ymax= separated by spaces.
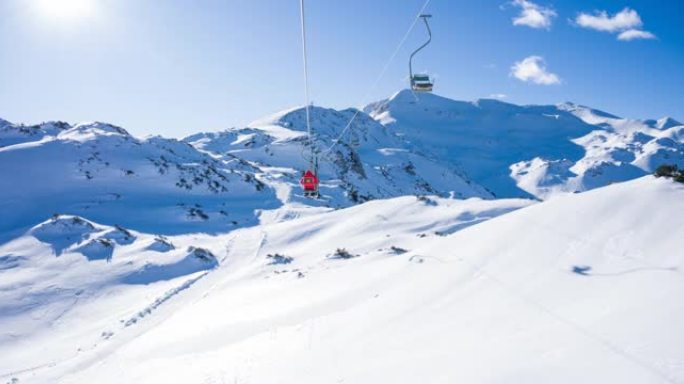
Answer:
xmin=1 ymin=177 xmax=682 ymax=383
xmin=366 ymin=90 xmax=684 ymax=199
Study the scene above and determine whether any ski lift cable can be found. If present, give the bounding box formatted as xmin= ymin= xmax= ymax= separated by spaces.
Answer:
xmin=300 ymin=0 xmax=314 ymax=168
xmin=320 ymin=0 xmax=432 ymax=156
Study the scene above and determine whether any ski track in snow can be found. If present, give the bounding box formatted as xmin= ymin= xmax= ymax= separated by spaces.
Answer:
xmin=123 ymin=271 xmax=211 ymax=327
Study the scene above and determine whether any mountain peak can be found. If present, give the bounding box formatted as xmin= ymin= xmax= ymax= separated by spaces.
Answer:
xmin=656 ymin=116 xmax=682 ymax=130
xmin=54 ymin=122 xmax=133 ymax=142
xmin=70 ymin=122 xmax=131 ymax=136
xmin=386 ymin=88 xmax=461 ymax=106
xmin=556 ymin=102 xmax=621 ymax=121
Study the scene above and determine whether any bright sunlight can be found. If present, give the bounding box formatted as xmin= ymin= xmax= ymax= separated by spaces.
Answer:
xmin=31 ymin=0 xmax=96 ymax=23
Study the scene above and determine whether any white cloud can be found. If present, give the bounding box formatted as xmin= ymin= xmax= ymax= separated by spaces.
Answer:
xmin=576 ymin=7 xmax=641 ymax=32
xmin=489 ymin=94 xmax=508 ymax=99
xmin=509 ymin=0 xmax=557 ymax=29
xmin=575 ymin=8 xmax=656 ymax=41
xmin=510 ymin=56 xmax=561 ymax=85
xmin=617 ymin=29 xmax=656 ymax=41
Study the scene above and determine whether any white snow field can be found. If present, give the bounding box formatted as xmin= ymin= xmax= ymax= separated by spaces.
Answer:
xmin=1 ymin=91 xmax=683 ymax=383
xmin=1 ymin=176 xmax=683 ymax=383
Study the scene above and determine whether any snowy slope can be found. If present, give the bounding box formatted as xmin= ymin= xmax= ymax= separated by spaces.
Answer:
xmin=0 ymin=193 xmax=529 ymax=383
xmin=185 ymin=105 xmax=490 ymax=206
xmin=366 ymin=90 xmax=684 ymax=199
xmin=0 ymin=120 xmax=278 ymax=241
xmin=0 ymin=215 xmax=218 ymax=365
xmin=2 ymin=176 xmax=682 ymax=383
xmin=1 ymin=92 xmax=683 ymax=383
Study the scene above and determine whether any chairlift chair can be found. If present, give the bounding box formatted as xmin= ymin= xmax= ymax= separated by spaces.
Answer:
xmin=411 ymin=74 xmax=433 ymax=92
xmin=300 ymin=169 xmax=320 ymax=198
xmin=409 ymin=14 xmax=434 ymax=93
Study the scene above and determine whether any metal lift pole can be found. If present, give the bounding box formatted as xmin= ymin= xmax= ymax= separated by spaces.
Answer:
xmin=409 ymin=14 xmax=432 ymax=85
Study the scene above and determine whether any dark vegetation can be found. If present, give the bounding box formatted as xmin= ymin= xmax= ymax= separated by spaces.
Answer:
xmin=572 ymin=265 xmax=592 ymax=276
xmin=389 ymin=246 xmax=409 ymax=255
xmin=114 ymin=225 xmax=134 ymax=241
xmin=329 ymin=248 xmax=358 ymax=260
xmin=188 ymin=246 xmax=217 ymax=263
xmin=417 ymin=195 xmax=437 ymax=206
xmin=151 ymin=235 xmax=175 ymax=251
xmin=654 ymin=164 xmax=684 ymax=182
xmin=266 ymin=253 xmax=293 ymax=265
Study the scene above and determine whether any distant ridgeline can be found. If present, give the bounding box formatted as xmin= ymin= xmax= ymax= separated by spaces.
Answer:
xmin=1 ymin=90 xmax=683 ymax=235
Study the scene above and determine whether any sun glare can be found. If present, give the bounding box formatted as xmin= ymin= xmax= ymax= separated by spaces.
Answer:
xmin=33 ymin=0 xmax=96 ymax=23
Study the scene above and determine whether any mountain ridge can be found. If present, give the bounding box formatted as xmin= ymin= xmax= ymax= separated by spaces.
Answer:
xmin=1 ymin=90 xmax=683 ymax=236
xmin=1 ymin=91 xmax=683 ymax=383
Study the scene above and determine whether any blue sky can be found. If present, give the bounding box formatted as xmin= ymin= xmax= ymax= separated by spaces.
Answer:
xmin=0 ymin=0 xmax=682 ymax=137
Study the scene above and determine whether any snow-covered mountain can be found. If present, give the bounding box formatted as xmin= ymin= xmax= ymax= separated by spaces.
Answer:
xmin=184 ymin=104 xmax=489 ymax=205
xmin=186 ymin=89 xmax=683 ymax=204
xmin=2 ymin=90 xmax=682 ymax=239
xmin=1 ymin=91 xmax=683 ymax=383
xmin=0 ymin=120 xmax=277 ymax=241
xmin=366 ymin=90 xmax=684 ymax=199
